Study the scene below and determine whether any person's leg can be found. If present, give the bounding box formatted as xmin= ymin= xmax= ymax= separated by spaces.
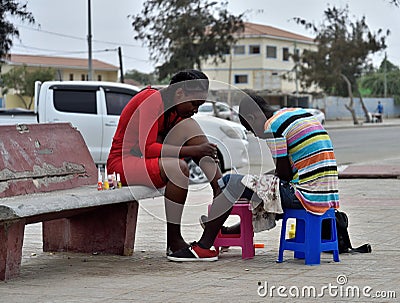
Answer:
xmin=159 ymin=158 xmax=191 ymax=252
xmin=198 ymin=178 xmax=303 ymax=250
xmin=279 ymin=180 xmax=303 ymax=209
xmin=160 ymin=118 xmax=223 ymax=253
xmin=198 ymin=174 xmax=262 ymax=248
xmin=167 ymin=174 xmax=244 ymax=261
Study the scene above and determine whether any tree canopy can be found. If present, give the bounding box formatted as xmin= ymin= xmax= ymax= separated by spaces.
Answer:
xmin=293 ymin=5 xmax=389 ymax=124
xmin=1 ymin=65 xmax=54 ymax=109
xmin=130 ymin=0 xmax=244 ymax=80
xmin=359 ymin=58 xmax=400 ymax=100
xmin=124 ymin=69 xmax=159 ymax=86
xmin=0 ymin=0 xmax=35 ymax=61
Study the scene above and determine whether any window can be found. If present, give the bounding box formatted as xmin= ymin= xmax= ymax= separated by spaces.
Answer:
xmin=234 ymin=74 xmax=248 ymax=84
xmin=53 ymin=89 xmax=97 ymax=114
xmin=266 ymin=46 xmax=277 ymax=58
xmin=283 ymin=47 xmax=290 ymax=61
xmin=81 ymin=74 xmax=86 ymax=81
xmin=105 ymin=88 xmax=138 ymax=115
xmin=69 ymin=73 xmax=74 ymax=81
xmin=97 ymin=75 xmax=102 ymax=81
xmin=249 ymin=45 xmax=260 ymax=54
xmin=222 ymin=46 xmax=231 ymax=55
xmin=233 ymin=45 xmax=245 ymax=55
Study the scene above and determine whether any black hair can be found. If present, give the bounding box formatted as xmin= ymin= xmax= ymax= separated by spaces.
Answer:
xmin=160 ymin=69 xmax=209 ymax=137
xmin=169 ymin=69 xmax=209 ymax=87
xmin=238 ymin=92 xmax=274 ymax=131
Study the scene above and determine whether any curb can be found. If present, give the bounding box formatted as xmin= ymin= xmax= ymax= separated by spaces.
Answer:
xmin=338 ymin=165 xmax=400 ymax=179
xmin=325 ymin=122 xmax=400 ymax=130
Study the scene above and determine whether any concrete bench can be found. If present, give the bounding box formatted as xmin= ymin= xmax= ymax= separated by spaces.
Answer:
xmin=0 ymin=123 xmax=163 ymax=281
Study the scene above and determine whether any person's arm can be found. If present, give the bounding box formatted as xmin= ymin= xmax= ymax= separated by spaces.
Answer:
xmin=161 ymin=142 xmax=217 ymax=159
xmin=266 ymin=136 xmax=293 ymax=181
xmin=138 ymin=94 xmax=217 ymax=159
xmin=275 ymin=156 xmax=293 ymax=181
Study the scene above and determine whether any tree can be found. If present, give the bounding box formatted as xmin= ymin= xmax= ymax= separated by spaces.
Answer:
xmin=1 ymin=65 xmax=55 ymax=109
xmin=124 ymin=69 xmax=159 ymax=86
xmin=0 ymin=1 xmax=35 ymax=61
xmin=130 ymin=0 xmax=244 ymax=80
xmin=359 ymin=58 xmax=400 ymax=99
xmin=293 ymin=6 xmax=388 ymax=124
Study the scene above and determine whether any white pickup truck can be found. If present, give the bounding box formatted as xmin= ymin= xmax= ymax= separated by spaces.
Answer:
xmin=0 ymin=81 xmax=248 ymax=182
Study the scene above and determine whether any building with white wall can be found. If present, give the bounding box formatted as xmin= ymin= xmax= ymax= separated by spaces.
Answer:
xmin=202 ymin=22 xmax=317 ymax=106
xmin=2 ymin=54 xmax=119 ymax=82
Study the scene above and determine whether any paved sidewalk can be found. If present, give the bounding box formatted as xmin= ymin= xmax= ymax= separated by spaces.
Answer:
xmin=1 ymin=171 xmax=399 ymax=302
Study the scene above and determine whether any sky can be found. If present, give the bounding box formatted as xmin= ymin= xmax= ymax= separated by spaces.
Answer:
xmin=9 ymin=0 xmax=400 ymax=74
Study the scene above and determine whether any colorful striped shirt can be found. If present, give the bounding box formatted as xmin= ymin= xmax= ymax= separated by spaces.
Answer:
xmin=264 ymin=108 xmax=339 ymax=214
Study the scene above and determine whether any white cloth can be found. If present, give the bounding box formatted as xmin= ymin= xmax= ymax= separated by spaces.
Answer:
xmin=240 ymin=174 xmax=283 ymax=232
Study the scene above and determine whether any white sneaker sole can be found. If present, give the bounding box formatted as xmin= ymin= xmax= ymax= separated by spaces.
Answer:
xmin=167 ymin=255 xmax=218 ymax=262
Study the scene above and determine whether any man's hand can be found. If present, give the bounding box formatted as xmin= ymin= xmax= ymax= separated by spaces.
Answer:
xmin=189 ymin=143 xmax=219 ymax=163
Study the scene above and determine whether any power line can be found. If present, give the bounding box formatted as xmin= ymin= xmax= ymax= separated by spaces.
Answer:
xmin=12 ymin=43 xmax=114 ymax=56
xmin=12 ymin=43 xmax=152 ymax=64
xmin=122 ymin=54 xmax=151 ymax=63
xmin=16 ymin=24 xmax=144 ymax=49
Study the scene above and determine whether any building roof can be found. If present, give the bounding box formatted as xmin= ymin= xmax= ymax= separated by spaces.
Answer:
xmin=242 ymin=22 xmax=314 ymax=43
xmin=4 ymin=54 xmax=118 ymax=71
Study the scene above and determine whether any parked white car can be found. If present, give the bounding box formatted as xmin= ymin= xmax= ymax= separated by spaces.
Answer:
xmin=197 ymin=101 xmax=234 ymax=121
xmin=304 ymin=108 xmax=326 ymax=125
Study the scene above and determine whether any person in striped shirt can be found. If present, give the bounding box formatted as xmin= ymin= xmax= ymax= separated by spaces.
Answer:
xmin=198 ymin=92 xmax=339 ymax=239
xmin=232 ymin=92 xmax=339 ymax=214
xmin=262 ymin=105 xmax=339 ymax=214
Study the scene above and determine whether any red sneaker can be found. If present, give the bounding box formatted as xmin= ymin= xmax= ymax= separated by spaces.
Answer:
xmin=167 ymin=242 xmax=218 ymax=262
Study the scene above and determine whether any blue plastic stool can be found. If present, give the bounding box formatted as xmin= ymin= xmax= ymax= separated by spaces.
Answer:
xmin=277 ymin=208 xmax=340 ymax=265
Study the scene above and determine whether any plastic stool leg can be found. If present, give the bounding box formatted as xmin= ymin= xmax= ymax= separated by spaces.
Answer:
xmin=240 ymin=210 xmax=254 ymax=259
xmin=294 ymin=218 xmax=305 ymax=259
xmin=330 ymin=217 xmax=340 ymax=262
xmin=304 ymin=215 xmax=321 ymax=265
xmin=277 ymin=217 xmax=288 ymax=263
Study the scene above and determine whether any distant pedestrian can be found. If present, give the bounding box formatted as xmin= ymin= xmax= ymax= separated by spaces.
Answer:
xmin=375 ymin=101 xmax=383 ymax=122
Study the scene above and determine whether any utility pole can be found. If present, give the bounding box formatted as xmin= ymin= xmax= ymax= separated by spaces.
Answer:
xmin=384 ymin=51 xmax=387 ymax=98
xmin=118 ymin=46 xmax=124 ymax=83
xmin=87 ymin=0 xmax=93 ymax=80
xmin=227 ymin=44 xmax=233 ymax=107
xmin=294 ymin=41 xmax=299 ymax=98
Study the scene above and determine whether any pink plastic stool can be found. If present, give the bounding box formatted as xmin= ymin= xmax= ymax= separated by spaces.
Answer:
xmin=209 ymin=201 xmax=255 ymax=259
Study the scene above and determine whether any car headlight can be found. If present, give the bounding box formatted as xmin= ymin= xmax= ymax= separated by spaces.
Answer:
xmin=220 ymin=126 xmax=245 ymax=139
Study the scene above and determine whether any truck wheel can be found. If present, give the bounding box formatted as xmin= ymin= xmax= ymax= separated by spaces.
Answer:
xmin=188 ymin=160 xmax=208 ymax=184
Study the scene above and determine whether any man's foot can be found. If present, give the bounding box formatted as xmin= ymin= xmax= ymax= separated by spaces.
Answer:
xmin=199 ymin=215 xmax=240 ymax=234
xmin=167 ymin=242 xmax=218 ymax=262
xmin=166 ymin=239 xmax=190 ymax=256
